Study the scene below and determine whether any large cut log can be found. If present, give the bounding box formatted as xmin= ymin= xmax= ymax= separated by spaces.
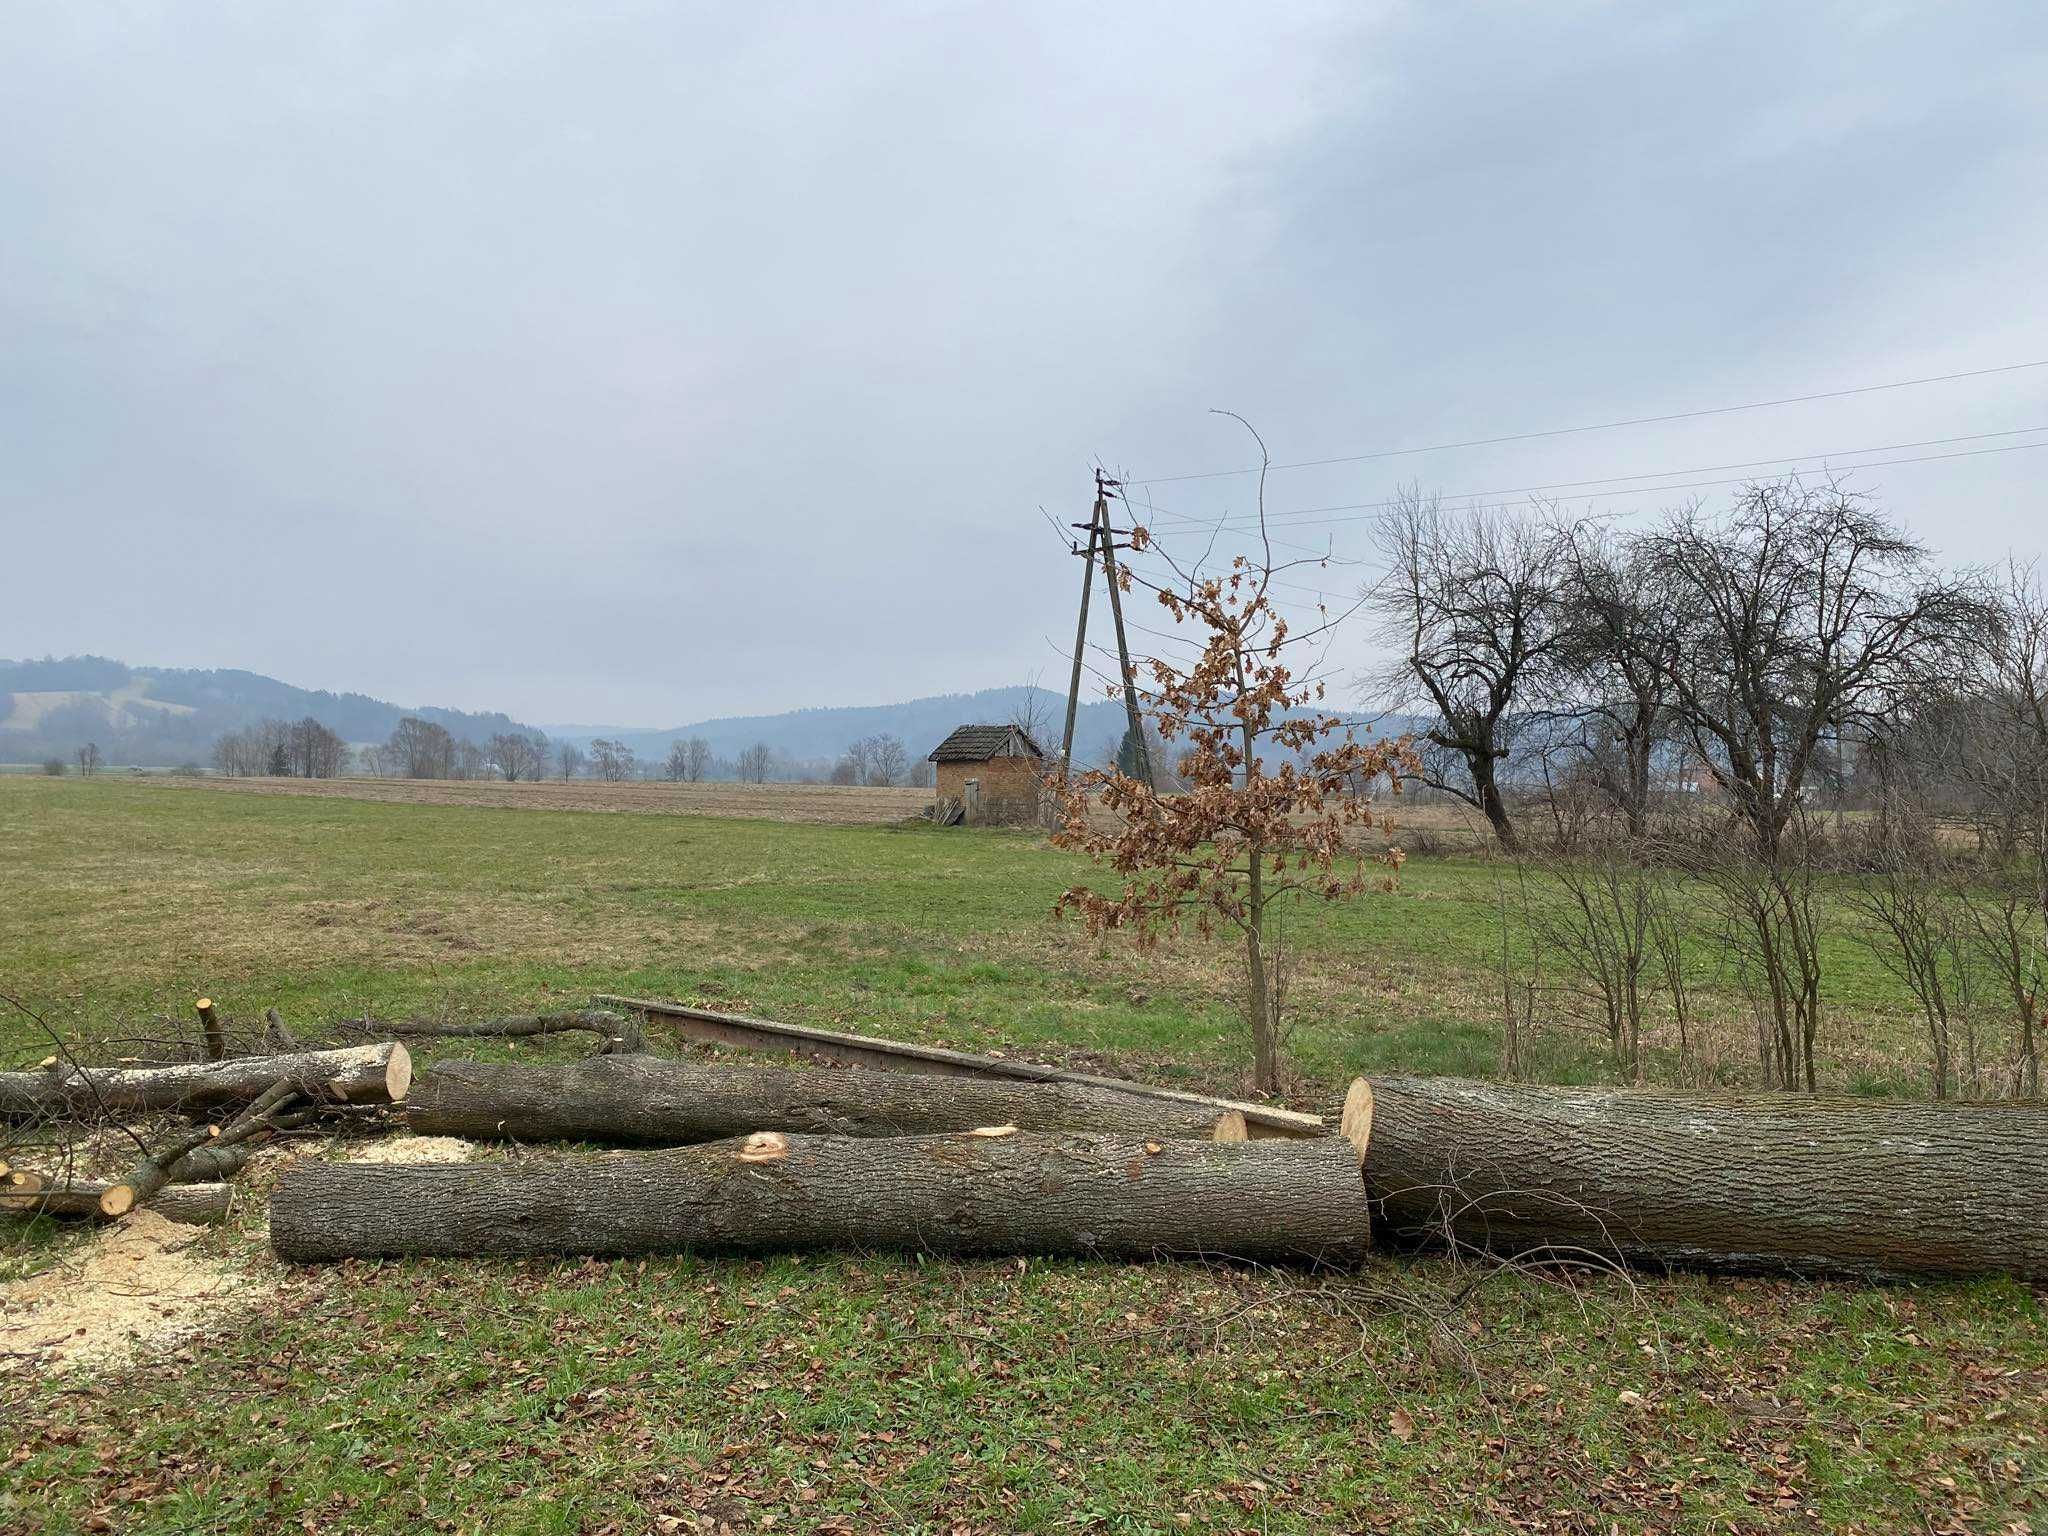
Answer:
xmin=270 ymin=1130 xmax=1369 ymax=1264
xmin=1352 ymin=1076 xmax=2048 ymax=1278
xmin=592 ymin=995 xmax=1324 ymax=1139
xmin=405 ymin=1055 xmax=1253 ymax=1144
xmin=1 ymin=1179 xmax=234 ymax=1225
xmin=0 ymin=1042 xmax=410 ymax=1123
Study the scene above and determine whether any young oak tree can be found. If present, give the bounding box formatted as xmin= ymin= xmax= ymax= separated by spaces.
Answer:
xmin=1053 ymin=422 xmax=1414 ymax=1094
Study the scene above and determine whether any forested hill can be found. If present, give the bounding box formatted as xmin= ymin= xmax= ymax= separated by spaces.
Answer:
xmin=0 ymin=656 xmax=535 ymax=767
xmin=548 ymin=687 xmax=1412 ymax=773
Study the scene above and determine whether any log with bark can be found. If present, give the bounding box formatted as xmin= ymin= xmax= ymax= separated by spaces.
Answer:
xmin=1 ymin=1179 xmax=234 ymax=1225
xmin=270 ymin=1130 xmax=1370 ymax=1264
xmin=1350 ymin=1076 xmax=2048 ymax=1279
xmin=405 ymin=1055 xmax=1261 ymax=1144
xmin=594 ymin=994 xmax=1323 ymax=1139
xmin=0 ymin=1042 xmax=411 ymax=1122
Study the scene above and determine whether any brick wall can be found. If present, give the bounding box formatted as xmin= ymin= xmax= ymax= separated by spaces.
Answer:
xmin=934 ymin=755 xmax=1045 ymax=825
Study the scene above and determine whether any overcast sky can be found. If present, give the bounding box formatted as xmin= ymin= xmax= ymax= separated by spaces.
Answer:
xmin=4 ymin=2 xmax=2045 ymax=726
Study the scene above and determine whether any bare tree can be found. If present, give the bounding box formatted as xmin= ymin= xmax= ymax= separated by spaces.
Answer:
xmin=866 ymin=734 xmax=908 ymax=787
xmin=683 ymin=738 xmax=711 ymax=783
xmin=284 ymin=717 xmax=348 ymax=778
xmin=489 ymin=731 xmax=546 ymax=782
xmin=389 ymin=717 xmax=458 ymax=779
xmin=75 ymin=741 xmax=102 ymax=776
xmin=1530 ymin=843 xmax=1659 ymax=1081
xmin=1637 ymin=479 xmax=1987 ymax=859
xmin=736 ymin=742 xmax=774 ymax=784
xmin=838 ymin=737 xmax=874 ymax=786
xmin=1369 ymin=489 xmax=1572 ymax=850
xmin=663 ymin=740 xmax=691 ymax=782
xmin=1553 ymin=527 xmax=1676 ymax=840
xmin=589 ymin=739 xmax=636 ymax=782
xmin=556 ymin=740 xmax=586 ymax=780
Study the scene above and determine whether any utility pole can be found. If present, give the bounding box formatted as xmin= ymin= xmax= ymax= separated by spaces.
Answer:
xmin=1056 ymin=470 xmax=1153 ymax=789
xmin=1057 ymin=509 xmax=1100 ymax=784
xmin=1093 ymin=471 xmax=1154 ymax=790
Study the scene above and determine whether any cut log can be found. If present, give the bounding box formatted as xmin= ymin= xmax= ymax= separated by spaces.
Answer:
xmin=270 ymin=1131 xmax=1370 ymax=1264
xmin=592 ymin=995 xmax=1324 ymax=1139
xmin=405 ymin=1055 xmax=1252 ymax=1144
xmin=0 ymin=1042 xmax=410 ymax=1122
xmin=366 ymin=1009 xmax=644 ymax=1054
xmin=2 ymin=1179 xmax=233 ymax=1225
xmin=1357 ymin=1076 xmax=2048 ymax=1278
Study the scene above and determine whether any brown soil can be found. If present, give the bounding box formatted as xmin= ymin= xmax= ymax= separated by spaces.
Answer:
xmin=143 ymin=774 xmax=938 ymax=824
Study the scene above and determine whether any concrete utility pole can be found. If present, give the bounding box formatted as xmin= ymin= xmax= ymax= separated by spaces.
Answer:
xmin=1057 ymin=470 xmax=1152 ymax=789
xmin=1058 ymin=507 xmax=1099 ymax=784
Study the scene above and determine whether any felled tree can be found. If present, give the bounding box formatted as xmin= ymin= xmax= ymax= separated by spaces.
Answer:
xmin=1053 ymin=429 xmax=1413 ymax=1093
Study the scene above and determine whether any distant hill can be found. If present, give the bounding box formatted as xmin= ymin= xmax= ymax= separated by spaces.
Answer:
xmin=546 ymin=686 xmax=1125 ymax=771
xmin=1 ymin=656 xmax=1411 ymax=774
xmin=0 ymin=655 xmax=537 ymax=767
xmin=549 ymin=686 xmax=1412 ymax=774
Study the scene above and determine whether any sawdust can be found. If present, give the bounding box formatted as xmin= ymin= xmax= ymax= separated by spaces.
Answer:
xmin=0 ymin=1209 xmax=253 ymax=1375
xmin=350 ymin=1135 xmax=475 ymax=1164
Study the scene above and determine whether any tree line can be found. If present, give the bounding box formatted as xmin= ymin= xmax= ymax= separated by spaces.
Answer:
xmin=1369 ymin=476 xmax=2044 ymax=1098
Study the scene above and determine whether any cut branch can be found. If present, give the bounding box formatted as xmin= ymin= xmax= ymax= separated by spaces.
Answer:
xmin=2 ymin=1179 xmax=234 ymax=1225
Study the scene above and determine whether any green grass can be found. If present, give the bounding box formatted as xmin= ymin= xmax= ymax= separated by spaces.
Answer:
xmin=1 ymin=777 xmax=2043 ymax=1533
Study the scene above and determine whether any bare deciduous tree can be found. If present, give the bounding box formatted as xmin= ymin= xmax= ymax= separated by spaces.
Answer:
xmin=736 ymin=742 xmax=774 ymax=784
xmin=1369 ymin=490 xmax=1572 ymax=850
xmin=1639 ymin=479 xmax=1986 ymax=859
xmin=489 ymin=731 xmax=547 ymax=782
xmin=389 ymin=717 xmax=458 ymax=779
xmin=590 ymin=739 xmax=636 ymax=782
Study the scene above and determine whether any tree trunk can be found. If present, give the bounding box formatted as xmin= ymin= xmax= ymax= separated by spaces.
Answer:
xmin=0 ymin=1042 xmax=410 ymax=1122
xmin=1472 ymin=755 xmax=1518 ymax=851
xmin=405 ymin=1055 xmax=1257 ymax=1144
xmin=270 ymin=1131 xmax=1370 ymax=1265
xmin=1355 ymin=1076 xmax=2048 ymax=1278
xmin=1 ymin=1179 xmax=234 ymax=1225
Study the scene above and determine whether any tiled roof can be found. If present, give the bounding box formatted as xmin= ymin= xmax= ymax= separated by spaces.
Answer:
xmin=928 ymin=724 xmax=1046 ymax=763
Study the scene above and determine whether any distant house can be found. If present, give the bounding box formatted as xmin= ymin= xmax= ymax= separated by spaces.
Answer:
xmin=927 ymin=724 xmax=1047 ymax=825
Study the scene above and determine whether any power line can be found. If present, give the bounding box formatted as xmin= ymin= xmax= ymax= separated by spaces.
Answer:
xmin=1141 ymin=431 xmax=2048 ymax=535
xmin=1127 ymin=358 xmax=2048 ymax=485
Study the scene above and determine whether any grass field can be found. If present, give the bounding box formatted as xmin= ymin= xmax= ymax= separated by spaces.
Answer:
xmin=2 ymin=777 xmax=2043 ymax=1534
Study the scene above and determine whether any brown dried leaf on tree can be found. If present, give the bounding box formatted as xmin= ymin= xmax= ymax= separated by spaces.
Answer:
xmin=1051 ymin=418 xmax=1417 ymax=1092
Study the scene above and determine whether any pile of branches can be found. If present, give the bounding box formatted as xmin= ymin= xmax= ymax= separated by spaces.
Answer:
xmin=2 ymin=997 xmax=419 ymax=1226
xmin=0 ymin=1000 xmax=633 ymax=1226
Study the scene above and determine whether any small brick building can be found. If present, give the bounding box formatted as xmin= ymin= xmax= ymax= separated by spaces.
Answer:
xmin=928 ymin=724 xmax=1048 ymax=825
